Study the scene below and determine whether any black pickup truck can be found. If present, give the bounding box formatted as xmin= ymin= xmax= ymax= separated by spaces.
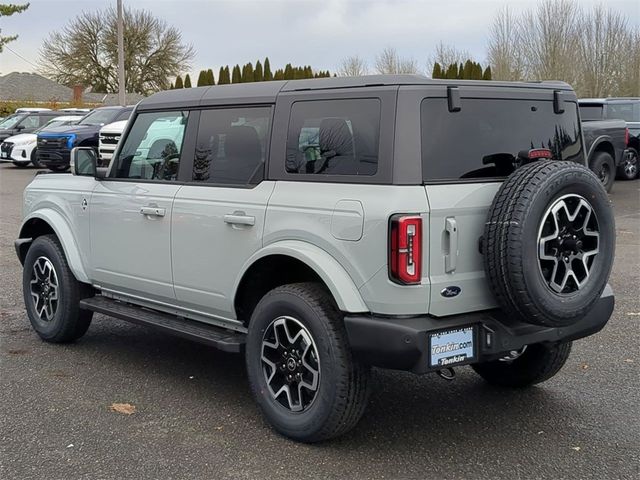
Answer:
xmin=580 ymin=98 xmax=639 ymax=182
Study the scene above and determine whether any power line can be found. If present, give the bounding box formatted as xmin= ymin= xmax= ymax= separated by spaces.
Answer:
xmin=3 ymin=45 xmax=39 ymax=70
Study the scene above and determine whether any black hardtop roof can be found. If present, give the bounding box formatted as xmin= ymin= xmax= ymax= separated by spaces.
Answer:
xmin=137 ymin=75 xmax=574 ymax=110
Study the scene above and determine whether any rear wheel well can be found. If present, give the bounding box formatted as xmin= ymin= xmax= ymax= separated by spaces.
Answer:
xmin=234 ymin=255 xmax=328 ymax=325
xmin=17 ymin=218 xmax=56 ymax=263
xmin=590 ymin=141 xmax=615 ymax=164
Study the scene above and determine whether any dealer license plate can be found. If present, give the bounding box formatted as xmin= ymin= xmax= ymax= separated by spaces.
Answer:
xmin=429 ymin=326 xmax=475 ymax=367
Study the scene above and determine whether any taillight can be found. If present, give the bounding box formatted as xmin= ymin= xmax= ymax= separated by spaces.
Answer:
xmin=528 ymin=148 xmax=552 ymax=159
xmin=389 ymin=215 xmax=422 ymax=285
xmin=625 ymin=128 xmax=629 ymax=146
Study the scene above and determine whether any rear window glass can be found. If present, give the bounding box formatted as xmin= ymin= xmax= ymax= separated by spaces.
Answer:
xmin=286 ymin=98 xmax=380 ymax=176
xmin=579 ymin=104 xmax=603 ymax=121
xmin=421 ymin=98 xmax=583 ymax=181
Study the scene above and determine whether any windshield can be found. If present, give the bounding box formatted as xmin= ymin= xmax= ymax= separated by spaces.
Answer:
xmin=0 ymin=114 xmax=26 ymax=129
xmin=36 ymin=119 xmax=79 ymax=132
xmin=78 ymin=109 xmax=118 ymax=126
xmin=421 ymin=98 xmax=584 ymax=181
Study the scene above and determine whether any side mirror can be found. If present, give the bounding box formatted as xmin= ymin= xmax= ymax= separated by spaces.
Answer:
xmin=70 ymin=147 xmax=99 ymax=177
xmin=15 ymin=125 xmax=25 ymax=131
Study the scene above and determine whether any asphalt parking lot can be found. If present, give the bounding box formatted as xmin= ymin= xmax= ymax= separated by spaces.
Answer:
xmin=0 ymin=163 xmax=638 ymax=480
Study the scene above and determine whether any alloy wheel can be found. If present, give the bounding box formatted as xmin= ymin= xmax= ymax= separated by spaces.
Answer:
xmin=260 ymin=316 xmax=320 ymax=412
xmin=29 ymin=256 xmax=59 ymax=321
xmin=623 ymin=150 xmax=638 ymax=178
xmin=538 ymin=194 xmax=600 ymax=294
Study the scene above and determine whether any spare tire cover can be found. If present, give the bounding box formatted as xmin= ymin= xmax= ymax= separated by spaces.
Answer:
xmin=483 ymin=160 xmax=615 ymax=327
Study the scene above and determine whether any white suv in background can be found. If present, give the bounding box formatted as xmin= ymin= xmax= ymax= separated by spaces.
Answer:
xmin=98 ymin=120 xmax=127 ymax=165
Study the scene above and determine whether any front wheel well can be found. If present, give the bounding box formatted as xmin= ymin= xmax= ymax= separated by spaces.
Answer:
xmin=17 ymin=218 xmax=56 ymax=263
xmin=234 ymin=255 xmax=329 ymax=325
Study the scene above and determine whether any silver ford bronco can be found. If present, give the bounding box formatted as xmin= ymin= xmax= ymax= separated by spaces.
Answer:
xmin=16 ymin=76 xmax=615 ymax=442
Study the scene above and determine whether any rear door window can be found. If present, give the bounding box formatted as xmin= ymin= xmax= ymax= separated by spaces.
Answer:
xmin=421 ymin=98 xmax=583 ymax=182
xmin=193 ymin=107 xmax=271 ymax=185
xmin=607 ymin=103 xmax=639 ymax=122
xmin=579 ymin=104 xmax=603 ymax=121
xmin=286 ymin=98 xmax=380 ymax=176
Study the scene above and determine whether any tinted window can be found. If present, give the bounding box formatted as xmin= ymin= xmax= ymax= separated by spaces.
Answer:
xmin=421 ymin=98 xmax=583 ymax=181
xmin=579 ymin=104 xmax=603 ymax=121
xmin=113 ymin=111 xmax=188 ymax=181
xmin=607 ymin=103 xmax=639 ymax=122
xmin=286 ymin=99 xmax=380 ymax=176
xmin=193 ymin=107 xmax=271 ymax=185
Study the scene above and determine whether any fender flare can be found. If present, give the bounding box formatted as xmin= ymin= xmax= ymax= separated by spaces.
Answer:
xmin=234 ymin=240 xmax=369 ymax=313
xmin=586 ymin=136 xmax=614 ymax=163
xmin=18 ymin=209 xmax=89 ymax=283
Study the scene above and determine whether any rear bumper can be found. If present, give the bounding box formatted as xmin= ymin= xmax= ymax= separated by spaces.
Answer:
xmin=344 ymin=285 xmax=614 ymax=374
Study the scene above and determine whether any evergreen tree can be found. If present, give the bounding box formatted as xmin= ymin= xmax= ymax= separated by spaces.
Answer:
xmin=274 ymin=69 xmax=284 ymax=80
xmin=444 ymin=63 xmax=457 ymax=79
xmin=432 ymin=62 xmax=443 ymax=79
xmin=254 ymin=60 xmax=263 ymax=82
xmin=482 ymin=65 xmax=492 ymax=80
xmin=231 ymin=65 xmax=241 ymax=83
xmin=462 ymin=60 xmax=473 ymax=79
xmin=241 ymin=62 xmax=254 ymax=82
xmin=174 ymin=75 xmax=184 ymax=88
xmin=197 ymin=70 xmax=207 ymax=86
xmin=263 ymin=57 xmax=273 ymax=81
xmin=184 ymin=73 xmax=192 ymax=88
xmin=218 ymin=66 xmax=227 ymax=84
xmin=207 ymin=68 xmax=215 ymax=85
xmin=284 ymin=63 xmax=293 ymax=80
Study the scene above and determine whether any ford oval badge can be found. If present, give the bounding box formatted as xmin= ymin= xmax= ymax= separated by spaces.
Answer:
xmin=440 ymin=286 xmax=461 ymax=298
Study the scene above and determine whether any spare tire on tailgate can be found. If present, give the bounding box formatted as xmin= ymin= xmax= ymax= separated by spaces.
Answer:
xmin=483 ymin=160 xmax=615 ymax=328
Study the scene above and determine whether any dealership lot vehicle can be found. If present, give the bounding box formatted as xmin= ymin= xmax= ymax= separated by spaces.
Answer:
xmin=35 ymin=105 xmax=133 ymax=171
xmin=581 ymin=119 xmax=628 ymax=190
xmin=0 ymin=110 xmax=63 ymax=143
xmin=0 ymin=115 xmax=81 ymax=167
xmin=15 ymin=76 xmax=616 ymax=442
xmin=98 ymin=120 xmax=127 ymax=165
xmin=580 ymin=98 xmax=640 ymax=180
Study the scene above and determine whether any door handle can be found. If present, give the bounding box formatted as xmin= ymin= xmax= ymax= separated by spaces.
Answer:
xmin=444 ymin=217 xmax=458 ymax=273
xmin=224 ymin=212 xmax=255 ymax=227
xmin=140 ymin=206 xmax=166 ymax=217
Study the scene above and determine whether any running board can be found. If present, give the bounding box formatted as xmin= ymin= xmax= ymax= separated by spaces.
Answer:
xmin=80 ymin=296 xmax=245 ymax=353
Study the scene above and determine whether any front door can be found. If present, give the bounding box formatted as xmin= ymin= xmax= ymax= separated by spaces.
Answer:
xmin=89 ymin=109 xmax=190 ymax=303
xmin=171 ymin=106 xmax=274 ymax=321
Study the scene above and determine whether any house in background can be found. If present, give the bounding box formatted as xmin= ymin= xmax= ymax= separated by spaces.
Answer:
xmin=0 ymin=72 xmax=144 ymax=106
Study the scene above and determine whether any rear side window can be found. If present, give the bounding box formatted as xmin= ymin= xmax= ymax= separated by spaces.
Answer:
xmin=114 ymin=108 xmax=133 ymax=122
xmin=193 ymin=107 xmax=271 ymax=185
xmin=421 ymin=98 xmax=583 ymax=182
xmin=286 ymin=98 xmax=380 ymax=176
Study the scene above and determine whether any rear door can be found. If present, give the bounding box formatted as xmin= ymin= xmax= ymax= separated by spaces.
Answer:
xmin=171 ymin=106 xmax=275 ymax=321
xmin=419 ymin=87 xmax=584 ymax=316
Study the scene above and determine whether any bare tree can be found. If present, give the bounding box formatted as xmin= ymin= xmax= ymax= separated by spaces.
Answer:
xmin=338 ymin=55 xmax=368 ymax=76
xmin=429 ymin=42 xmax=472 ymax=73
xmin=375 ymin=47 xmax=418 ymax=74
xmin=575 ymin=5 xmax=632 ymax=97
xmin=620 ymin=28 xmax=640 ymax=96
xmin=39 ymin=6 xmax=194 ymax=95
xmin=487 ymin=7 xmax=524 ymax=80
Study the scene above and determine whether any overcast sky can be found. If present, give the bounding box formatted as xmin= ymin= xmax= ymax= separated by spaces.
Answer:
xmin=1 ymin=0 xmax=639 ymax=77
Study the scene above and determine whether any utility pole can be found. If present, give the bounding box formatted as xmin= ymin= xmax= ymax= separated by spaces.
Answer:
xmin=117 ymin=0 xmax=125 ymax=106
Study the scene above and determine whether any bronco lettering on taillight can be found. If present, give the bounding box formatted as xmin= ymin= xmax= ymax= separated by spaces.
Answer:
xmin=389 ymin=215 xmax=422 ymax=285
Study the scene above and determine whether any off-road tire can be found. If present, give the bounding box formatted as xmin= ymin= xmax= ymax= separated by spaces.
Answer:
xmin=484 ymin=160 xmax=615 ymax=328
xmin=22 ymin=235 xmax=93 ymax=343
xmin=589 ymin=151 xmax=615 ymax=192
xmin=12 ymin=160 xmax=29 ymax=168
xmin=246 ymin=282 xmax=371 ymax=443
xmin=472 ymin=342 xmax=572 ymax=387
xmin=617 ymin=147 xmax=638 ymax=180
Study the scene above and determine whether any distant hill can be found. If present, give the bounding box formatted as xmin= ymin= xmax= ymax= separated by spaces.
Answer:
xmin=0 ymin=72 xmax=144 ymax=105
